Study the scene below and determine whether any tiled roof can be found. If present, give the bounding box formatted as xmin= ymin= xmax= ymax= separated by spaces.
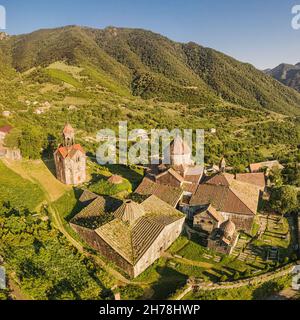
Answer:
xmin=194 ymin=204 xmax=224 ymax=223
xmin=206 ymin=173 xmax=235 ymax=187
xmin=156 ymin=168 xmax=185 ymax=183
xmin=181 ymin=182 xmax=198 ymax=194
xmin=190 ymin=173 xmax=260 ymax=216
xmin=56 ymin=144 xmax=85 ymax=159
xmin=135 ymin=177 xmax=183 ymax=207
xmin=0 ymin=125 xmax=12 ymax=134
xmin=114 ymin=200 xmax=145 ymax=225
xmin=250 ymin=160 xmax=283 ymax=173
xmin=79 ymin=190 xmax=99 ymax=203
xmin=235 ymin=173 xmax=266 ymax=189
xmin=108 ymin=175 xmax=123 ymax=184
xmin=71 ymin=195 xmax=122 ymax=229
xmin=75 ymin=195 xmax=185 ymax=265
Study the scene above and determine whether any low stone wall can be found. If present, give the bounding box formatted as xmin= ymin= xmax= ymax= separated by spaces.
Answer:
xmin=190 ymin=264 xmax=294 ymax=292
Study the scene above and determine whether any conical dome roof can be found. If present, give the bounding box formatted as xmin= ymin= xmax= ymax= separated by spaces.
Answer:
xmin=63 ymin=123 xmax=74 ymax=134
xmin=114 ymin=200 xmax=145 ymax=225
xmin=220 ymin=219 xmax=236 ymax=239
xmin=169 ymin=136 xmax=191 ymax=155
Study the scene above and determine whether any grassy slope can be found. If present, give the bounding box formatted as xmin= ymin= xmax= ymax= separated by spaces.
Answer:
xmin=0 ymin=160 xmax=44 ymax=210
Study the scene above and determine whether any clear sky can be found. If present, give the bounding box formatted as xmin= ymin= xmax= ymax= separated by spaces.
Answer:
xmin=1 ymin=0 xmax=300 ymax=69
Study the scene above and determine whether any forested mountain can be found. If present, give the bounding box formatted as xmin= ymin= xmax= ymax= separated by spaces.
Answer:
xmin=265 ymin=62 xmax=300 ymax=93
xmin=1 ymin=25 xmax=300 ymax=115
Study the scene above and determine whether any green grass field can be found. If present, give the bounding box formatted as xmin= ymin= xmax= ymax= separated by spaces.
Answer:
xmin=0 ymin=160 xmax=45 ymax=210
xmin=46 ymin=68 xmax=81 ymax=88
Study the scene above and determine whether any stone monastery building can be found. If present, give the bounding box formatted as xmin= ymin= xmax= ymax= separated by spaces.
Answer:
xmin=54 ymin=124 xmax=86 ymax=185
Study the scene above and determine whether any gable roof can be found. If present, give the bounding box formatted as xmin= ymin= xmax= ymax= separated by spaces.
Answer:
xmin=135 ymin=177 xmax=183 ymax=207
xmin=250 ymin=160 xmax=283 ymax=172
xmin=79 ymin=190 xmax=99 ymax=204
xmin=71 ymin=195 xmax=122 ymax=229
xmin=235 ymin=172 xmax=266 ymax=189
xmin=194 ymin=204 xmax=224 ymax=223
xmin=155 ymin=167 xmax=185 ymax=183
xmin=190 ymin=173 xmax=260 ymax=216
xmin=55 ymin=144 xmax=85 ymax=159
xmin=206 ymin=173 xmax=235 ymax=187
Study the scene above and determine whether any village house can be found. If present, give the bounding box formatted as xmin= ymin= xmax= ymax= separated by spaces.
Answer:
xmin=71 ymin=191 xmax=185 ymax=278
xmin=0 ymin=125 xmax=22 ymax=161
xmin=249 ymin=160 xmax=283 ymax=174
xmin=0 ymin=125 xmax=12 ymax=144
xmin=2 ymin=111 xmax=11 ymax=118
xmin=54 ymin=124 xmax=86 ymax=185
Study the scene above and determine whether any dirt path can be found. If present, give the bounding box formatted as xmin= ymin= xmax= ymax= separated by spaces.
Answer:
xmin=8 ymin=277 xmax=31 ymax=300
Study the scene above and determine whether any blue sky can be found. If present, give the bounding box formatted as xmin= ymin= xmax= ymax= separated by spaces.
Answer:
xmin=1 ymin=0 xmax=300 ymax=69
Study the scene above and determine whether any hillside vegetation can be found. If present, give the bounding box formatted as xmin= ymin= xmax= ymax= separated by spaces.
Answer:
xmin=0 ymin=25 xmax=300 ymax=115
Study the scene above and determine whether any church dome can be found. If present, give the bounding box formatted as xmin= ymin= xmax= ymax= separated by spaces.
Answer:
xmin=169 ymin=136 xmax=191 ymax=155
xmin=220 ymin=219 xmax=236 ymax=239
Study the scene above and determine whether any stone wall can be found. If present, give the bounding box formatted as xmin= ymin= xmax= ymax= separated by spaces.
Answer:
xmin=0 ymin=147 xmax=22 ymax=160
xmin=54 ymin=151 xmax=86 ymax=185
xmin=70 ymin=223 xmax=134 ymax=277
xmin=71 ymin=216 xmax=185 ymax=278
xmin=134 ymin=217 xmax=185 ymax=277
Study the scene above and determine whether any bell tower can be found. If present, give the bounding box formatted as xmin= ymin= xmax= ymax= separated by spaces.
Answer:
xmin=62 ymin=123 xmax=75 ymax=147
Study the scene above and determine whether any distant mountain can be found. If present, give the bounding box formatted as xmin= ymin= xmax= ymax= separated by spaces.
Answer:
xmin=1 ymin=25 xmax=300 ymax=115
xmin=265 ymin=63 xmax=300 ymax=93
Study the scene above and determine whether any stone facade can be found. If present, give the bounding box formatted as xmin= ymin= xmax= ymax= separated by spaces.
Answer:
xmin=70 ymin=194 xmax=185 ymax=278
xmin=54 ymin=124 xmax=86 ymax=185
xmin=133 ymin=219 xmax=184 ymax=277
xmin=193 ymin=205 xmax=224 ymax=233
xmin=0 ymin=147 xmax=22 ymax=161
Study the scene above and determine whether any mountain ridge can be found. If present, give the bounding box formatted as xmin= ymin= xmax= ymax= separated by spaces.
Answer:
xmin=265 ymin=62 xmax=300 ymax=93
xmin=1 ymin=25 xmax=300 ymax=115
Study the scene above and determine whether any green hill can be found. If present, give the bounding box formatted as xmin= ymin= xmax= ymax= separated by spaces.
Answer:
xmin=0 ymin=25 xmax=300 ymax=115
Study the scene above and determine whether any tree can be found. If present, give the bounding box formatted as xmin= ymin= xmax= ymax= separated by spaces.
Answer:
xmin=269 ymin=167 xmax=283 ymax=187
xmin=270 ymin=185 xmax=299 ymax=215
xmin=233 ymin=271 xmax=240 ymax=281
xmin=19 ymin=126 xmax=47 ymax=159
xmin=220 ymin=275 xmax=228 ymax=282
xmin=4 ymin=127 xmax=22 ymax=148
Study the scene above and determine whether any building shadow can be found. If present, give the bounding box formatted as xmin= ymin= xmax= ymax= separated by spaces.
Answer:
xmin=150 ymin=266 xmax=188 ymax=300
